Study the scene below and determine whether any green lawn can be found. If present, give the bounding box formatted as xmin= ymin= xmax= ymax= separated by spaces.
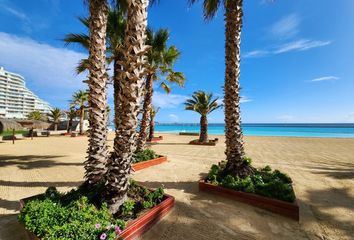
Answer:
xmin=0 ymin=130 xmax=29 ymax=136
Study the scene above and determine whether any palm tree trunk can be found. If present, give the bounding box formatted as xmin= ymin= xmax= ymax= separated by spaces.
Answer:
xmin=136 ymin=74 xmax=153 ymax=151
xmin=85 ymin=0 xmax=109 ymax=185
xmin=148 ymin=108 xmax=155 ymax=141
xmin=80 ymin=107 xmax=84 ymax=135
xmin=222 ymin=0 xmax=253 ymax=178
xmin=106 ymin=0 xmax=149 ymax=214
xmin=54 ymin=123 xmax=58 ymax=131
xmin=199 ymin=115 xmax=208 ymax=142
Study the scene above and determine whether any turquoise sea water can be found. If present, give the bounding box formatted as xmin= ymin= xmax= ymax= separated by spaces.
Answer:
xmin=153 ymin=123 xmax=354 ymax=138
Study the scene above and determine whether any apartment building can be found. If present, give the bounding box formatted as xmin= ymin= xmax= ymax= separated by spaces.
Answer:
xmin=0 ymin=66 xmax=51 ymax=119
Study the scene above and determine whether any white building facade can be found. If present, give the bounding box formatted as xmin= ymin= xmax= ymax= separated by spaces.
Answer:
xmin=0 ymin=67 xmax=51 ymax=119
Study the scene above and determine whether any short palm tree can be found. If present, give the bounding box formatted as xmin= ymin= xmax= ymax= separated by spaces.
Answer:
xmin=65 ymin=107 xmax=78 ymax=133
xmin=71 ymin=90 xmax=88 ymax=135
xmin=190 ymin=0 xmax=253 ymax=177
xmin=27 ymin=111 xmax=43 ymax=121
xmin=136 ymin=28 xmax=185 ymax=151
xmin=47 ymin=108 xmax=63 ymax=131
xmin=148 ymin=105 xmax=160 ymax=141
xmin=185 ymin=91 xmax=221 ymax=142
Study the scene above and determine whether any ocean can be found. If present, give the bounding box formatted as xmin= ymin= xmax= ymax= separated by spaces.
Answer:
xmin=152 ymin=123 xmax=354 ymax=138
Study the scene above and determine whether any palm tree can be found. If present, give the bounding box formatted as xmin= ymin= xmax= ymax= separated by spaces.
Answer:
xmin=185 ymin=91 xmax=221 ymax=142
xmin=47 ymin=108 xmax=63 ymax=131
xmin=66 ymin=107 xmax=78 ymax=133
xmin=148 ymin=105 xmax=160 ymax=141
xmin=136 ymin=28 xmax=185 ymax=151
xmin=71 ymin=90 xmax=88 ymax=135
xmin=27 ymin=111 xmax=44 ymax=121
xmin=190 ymin=0 xmax=253 ymax=177
xmin=105 ymin=0 xmax=150 ymax=214
xmin=84 ymin=0 xmax=109 ymax=186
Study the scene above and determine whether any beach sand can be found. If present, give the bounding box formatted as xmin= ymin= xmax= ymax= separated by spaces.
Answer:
xmin=0 ymin=134 xmax=353 ymax=240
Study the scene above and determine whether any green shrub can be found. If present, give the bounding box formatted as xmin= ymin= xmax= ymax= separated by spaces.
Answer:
xmin=133 ymin=149 xmax=158 ymax=163
xmin=205 ymin=158 xmax=296 ymax=202
xmin=19 ymin=183 xmax=165 ymax=239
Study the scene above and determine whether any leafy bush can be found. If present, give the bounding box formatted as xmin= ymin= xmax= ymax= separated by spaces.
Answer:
xmin=19 ymin=183 xmax=165 ymax=240
xmin=206 ymin=158 xmax=296 ymax=202
xmin=133 ymin=149 xmax=158 ymax=163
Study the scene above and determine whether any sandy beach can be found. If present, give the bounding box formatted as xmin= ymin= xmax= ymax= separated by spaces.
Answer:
xmin=0 ymin=133 xmax=353 ymax=240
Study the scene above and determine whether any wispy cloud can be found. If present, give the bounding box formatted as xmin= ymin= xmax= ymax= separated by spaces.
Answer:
xmin=215 ymin=96 xmax=252 ymax=105
xmin=271 ymin=14 xmax=300 ymax=40
xmin=243 ymin=50 xmax=269 ymax=58
xmin=309 ymin=76 xmax=339 ymax=82
xmin=152 ymin=92 xmax=188 ymax=108
xmin=274 ymin=39 xmax=331 ymax=54
xmin=0 ymin=1 xmax=31 ymax=32
xmin=168 ymin=114 xmax=179 ymax=122
xmin=244 ymin=39 xmax=331 ymax=58
xmin=0 ymin=32 xmax=87 ymax=107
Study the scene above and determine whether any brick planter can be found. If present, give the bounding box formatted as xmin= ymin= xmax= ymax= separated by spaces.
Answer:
xmin=199 ymin=180 xmax=299 ymax=221
xmin=132 ymin=156 xmax=167 ymax=171
xmin=147 ymin=136 xmax=163 ymax=143
xmin=189 ymin=138 xmax=218 ymax=146
xmin=20 ymin=190 xmax=175 ymax=240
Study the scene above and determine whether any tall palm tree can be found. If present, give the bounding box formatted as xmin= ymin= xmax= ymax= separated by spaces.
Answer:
xmin=148 ymin=105 xmax=160 ymax=141
xmin=47 ymin=108 xmax=63 ymax=131
xmin=85 ymin=0 xmax=109 ymax=186
xmin=136 ymin=28 xmax=185 ymax=151
xmin=71 ymin=90 xmax=88 ymax=135
xmin=105 ymin=0 xmax=150 ymax=214
xmin=185 ymin=91 xmax=221 ymax=142
xmin=190 ymin=0 xmax=253 ymax=177
xmin=27 ymin=111 xmax=44 ymax=121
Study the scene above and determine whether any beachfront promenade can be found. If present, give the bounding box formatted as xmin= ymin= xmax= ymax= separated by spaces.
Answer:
xmin=0 ymin=134 xmax=353 ymax=239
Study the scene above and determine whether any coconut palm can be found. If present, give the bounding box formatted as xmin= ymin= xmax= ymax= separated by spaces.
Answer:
xmin=190 ymin=0 xmax=253 ymax=177
xmin=27 ymin=111 xmax=44 ymax=121
xmin=185 ymin=91 xmax=221 ymax=142
xmin=148 ymin=105 xmax=160 ymax=141
xmin=71 ymin=90 xmax=88 ymax=135
xmin=136 ymin=28 xmax=185 ymax=151
xmin=105 ymin=0 xmax=150 ymax=214
xmin=47 ymin=108 xmax=63 ymax=131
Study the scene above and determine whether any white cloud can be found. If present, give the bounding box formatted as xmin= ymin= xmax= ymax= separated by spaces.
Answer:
xmin=152 ymin=91 xmax=188 ymax=108
xmin=168 ymin=114 xmax=179 ymax=122
xmin=346 ymin=113 xmax=354 ymax=122
xmin=274 ymin=39 xmax=331 ymax=54
xmin=309 ymin=76 xmax=339 ymax=82
xmin=215 ymin=96 xmax=252 ymax=104
xmin=244 ymin=39 xmax=331 ymax=58
xmin=243 ymin=50 xmax=269 ymax=58
xmin=271 ymin=14 xmax=300 ymax=40
xmin=0 ymin=32 xmax=87 ymax=107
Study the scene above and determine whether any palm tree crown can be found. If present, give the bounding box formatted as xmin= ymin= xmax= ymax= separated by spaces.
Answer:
xmin=185 ymin=91 xmax=221 ymax=117
xmin=48 ymin=108 xmax=62 ymax=123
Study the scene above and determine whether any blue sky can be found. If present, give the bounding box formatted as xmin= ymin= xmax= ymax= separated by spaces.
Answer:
xmin=0 ymin=0 xmax=353 ymax=123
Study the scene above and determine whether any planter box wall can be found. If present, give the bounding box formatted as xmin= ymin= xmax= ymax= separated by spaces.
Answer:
xmin=189 ymin=138 xmax=218 ymax=146
xmin=132 ymin=156 xmax=167 ymax=171
xmin=20 ymin=192 xmax=175 ymax=240
xmin=199 ymin=180 xmax=299 ymax=221
xmin=147 ymin=136 xmax=163 ymax=143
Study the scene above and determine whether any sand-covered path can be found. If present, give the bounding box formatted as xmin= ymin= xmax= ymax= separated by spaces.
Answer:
xmin=0 ymin=134 xmax=353 ymax=239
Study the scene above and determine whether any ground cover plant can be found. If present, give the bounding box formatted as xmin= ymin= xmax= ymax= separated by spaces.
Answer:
xmin=206 ymin=159 xmax=296 ymax=202
xmin=133 ymin=149 xmax=159 ymax=163
xmin=19 ymin=181 xmax=164 ymax=240
xmin=0 ymin=130 xmax=29 ymax=136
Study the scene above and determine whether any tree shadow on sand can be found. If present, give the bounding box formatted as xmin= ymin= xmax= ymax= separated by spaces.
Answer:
xmin=310 ymin=166 xmax=354 ymax=180
xmin=301 ymin=187 xmax=354 ymax=237
xmin=0 ymin=155 xmax=83 ymax=170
